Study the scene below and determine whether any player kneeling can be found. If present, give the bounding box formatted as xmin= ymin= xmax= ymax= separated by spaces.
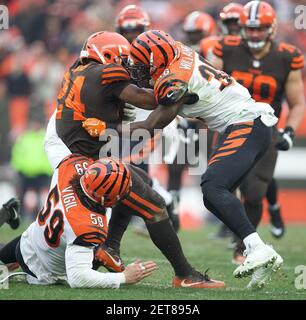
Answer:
xmin=0 ymin=155 xmax=156 ymax=288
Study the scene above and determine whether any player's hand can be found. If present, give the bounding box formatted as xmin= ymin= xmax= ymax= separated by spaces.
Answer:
xmin=122 ymin=103 xmax=136 ymax=122
xmin=275 ymin=126 xmax=294 ymax=151
xmin=82 ymin=118 xmax=106 ymax=137
xmin=2 ymin=197 xmax=20 ymax=230
xmin=123 ymin=260 xmax=157 ymax=284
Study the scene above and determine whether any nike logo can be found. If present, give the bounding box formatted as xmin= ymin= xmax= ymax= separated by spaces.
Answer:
xmin=105 ymin=251 xmax=122 ymax=268
xmin=167 ymin=91 xmax=175 ymax=98
xmin=180 ymin=279 xmax=205 ymax=287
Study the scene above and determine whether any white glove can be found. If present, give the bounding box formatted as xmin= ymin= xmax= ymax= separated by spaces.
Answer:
xmin=123 ymin=103 xmax=136 ymax=122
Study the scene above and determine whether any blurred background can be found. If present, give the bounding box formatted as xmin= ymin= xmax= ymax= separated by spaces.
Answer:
xmin=0 ymin=0 xmax=305 ymax=227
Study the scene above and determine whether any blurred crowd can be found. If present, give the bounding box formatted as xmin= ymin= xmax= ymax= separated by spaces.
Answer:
xmin=0 ymin=0 xmax=305 ymax=219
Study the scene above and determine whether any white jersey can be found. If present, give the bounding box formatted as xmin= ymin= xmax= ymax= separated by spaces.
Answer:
xmin=20 ymin=154 xmax=124 ymax=288
xmin=154 ymin=42 xmax=278 ymax=132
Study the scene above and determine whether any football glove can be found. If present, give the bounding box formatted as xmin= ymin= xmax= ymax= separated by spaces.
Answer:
xmin=122 ymin=103 xmax=136 ymax=122
xmin=275 ymin=126 xmax=294 ymax=151
xmin=2 ymin=198 xmax=21 ymax=230
xmin=82 ymin=118 xmax=106 ymax=137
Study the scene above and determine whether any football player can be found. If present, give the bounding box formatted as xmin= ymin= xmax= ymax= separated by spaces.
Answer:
xmin=114 ymin=29 xmax=284 ymax=287
xmin=211 ymin=1 xmax=305 ymax=265
xmin=0 ymin=155 xmax=225 ymax=288
xmin=182 ymin=11 xmax=216 ymax=52
xmin=115 ymin=4 xmax=179 ymax=233
xmin=0 ymin=155 xmax=157 ymax=288
xmin=199 ymin=3 xmax=243 ymax=61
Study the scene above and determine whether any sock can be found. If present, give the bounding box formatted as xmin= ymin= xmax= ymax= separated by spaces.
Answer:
xmin=0 ymin=236 xmax=21 ymax=264
xmin=0 ymin=207 xmax=10 ymax=228
xmin=243 ymin=232 xmax=264 ymax=251
xmin=146 ymin=218 xmax=193 ymax=277
xmin=104 ymin=207 xmax=132 ymax=253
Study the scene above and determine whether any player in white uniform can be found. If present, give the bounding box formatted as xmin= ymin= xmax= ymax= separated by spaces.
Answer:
xmin=121 ymin=29 xmax=283 ymax=288
xmin=0 ymin=155 xmax=157 ymax=288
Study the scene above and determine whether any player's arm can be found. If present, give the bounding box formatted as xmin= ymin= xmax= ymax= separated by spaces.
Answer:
xmin=276 ymin=69 xmax=305 ymax=151
xmin=65 ymin=244 xmax=156 ymax=289
xmin=119 ymin=100 xmax=185 ymax=136
xmin=285 ymin=69 xmax=305 ymax=131
xmin=118 ymin=84 xmax=157 ymax=110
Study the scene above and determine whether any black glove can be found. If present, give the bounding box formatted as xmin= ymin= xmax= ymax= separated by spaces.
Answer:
xmin=275 ymin=126 xmax=294 ymax=151
xmin=3 ymin=198 xmax=21 ymax=230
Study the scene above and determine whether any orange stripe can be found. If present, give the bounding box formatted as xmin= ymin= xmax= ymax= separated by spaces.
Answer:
xmin=103 ymin=72 xmax=129 ymax=78
xmin=213 ymin=48 xmax=223 ymax=57
xmin=218 ymin=138 xmax=247 ymax=151
xmin=129 ymin=192 xmax=162 ymax=213
xmin=291 ymin=62 xmax=304 ymax=69
xmin=208 ymin=150 xmax=237 ymax=166
xmin=292 ymin=56 xmax=304 ymax=62
xmin=215 ymin=42 xmax=223 ymax=50
xmin=227 ymin=127 xmax=252 ymax=139
xmin=121 ymin=199 xmax=153 ymax=219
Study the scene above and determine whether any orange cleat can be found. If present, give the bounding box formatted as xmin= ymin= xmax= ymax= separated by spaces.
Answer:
xmin=172 ymin=270 xmax=225 ymax=289
xmin=93 ymin=245 xmax=125 ymax=272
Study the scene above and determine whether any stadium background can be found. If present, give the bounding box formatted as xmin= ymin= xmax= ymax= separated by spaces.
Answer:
xmin=0 ymin=0 xmax=305 ymax=229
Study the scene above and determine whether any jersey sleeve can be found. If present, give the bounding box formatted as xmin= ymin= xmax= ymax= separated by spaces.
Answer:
xmin=154 ymin=74 xmax=188 ymax=106
xmin=277 ymin=42 xmax=304 ymax=71
xmin=212 ymin=35 xmax=241 ymax=58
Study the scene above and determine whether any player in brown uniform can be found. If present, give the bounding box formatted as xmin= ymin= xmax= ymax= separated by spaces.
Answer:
xmin=211 ymin=1 xmax=305 ymax=263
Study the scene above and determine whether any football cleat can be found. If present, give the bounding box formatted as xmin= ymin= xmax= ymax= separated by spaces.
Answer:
xmin=269 ymin=205 xmax=285 ymax=239
xmin=172 ymin=269 xmax=225 ymax=289
xmin=93 ymin=244 xmax=125 ymax=272
xmin=233 ymin=244 xmax=281 ymax=278
xmin=247 ymin=253 xmax=283 ymax=289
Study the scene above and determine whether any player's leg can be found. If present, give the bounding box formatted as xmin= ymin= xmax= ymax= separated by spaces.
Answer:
xmin=0 ymin=236 xmax=20 ymax=271
xmin=96 ymin=165 xmax=225 ymax=288
xmin=266 ymin=178 xmax=285 ymax=238
xmin=201 ymin=118 xmax=282 ymax=278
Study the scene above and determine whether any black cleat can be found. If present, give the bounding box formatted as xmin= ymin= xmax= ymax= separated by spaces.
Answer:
xmin=269 ymin=205 xmax=285 ymax=239
xmin=3 ymin=198 xmax=21 ymax=230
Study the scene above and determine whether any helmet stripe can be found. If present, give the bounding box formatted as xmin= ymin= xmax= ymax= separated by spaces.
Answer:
xmin=151 ymin=30 xmax=176 ymax=58
xmin=131 ymin=42 xmax=150 ymax=64
xmin=249 ymin=1 xmax=260 ymax=22
xmin=144 ymin=32 xmax=169 ymax=67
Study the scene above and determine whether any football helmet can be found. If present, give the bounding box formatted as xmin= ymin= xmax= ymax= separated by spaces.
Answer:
xmin=115 ymin=5 xmax=151 ymax=43
xmin=80 ymin=158 xmax=132 ymax=207
xmin=80 ymin=31 xmax=130 ymax=65
xmin=182 ymin=11 xmax=216 ymax=45
xmin=239 ymin=1 xmax=277 ymax=50
xmin=129 ymin=30 xmax=178 ymax=87
xmin=219 ymin=2 xmax=243 ymax=35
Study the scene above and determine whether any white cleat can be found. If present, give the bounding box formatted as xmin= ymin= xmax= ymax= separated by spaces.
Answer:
xmin=233 ymin=244 xmax=279 ymax=278
xmin=246 ymin=253 xmax=283 ymax=289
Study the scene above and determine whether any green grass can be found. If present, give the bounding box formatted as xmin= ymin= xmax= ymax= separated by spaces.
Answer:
xmin=0 ymin=222 xmax=306 ymax=300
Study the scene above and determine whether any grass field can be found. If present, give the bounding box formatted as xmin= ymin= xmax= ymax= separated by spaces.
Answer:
xmin=0 ymin=222 xmax=306 ymax=300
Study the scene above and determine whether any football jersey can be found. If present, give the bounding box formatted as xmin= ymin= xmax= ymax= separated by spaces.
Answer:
xmin=56 ymin=60 xmax=131 ymax=158
xmin=213 ymin=36 xmax=305 ymax=118
xmin=154 ymin=42 xmax=277 ymax=133
xmin=20 ymin=154 xmax=108 ymax=284
xmin=199 ymin=35 xmax=222 ymax=61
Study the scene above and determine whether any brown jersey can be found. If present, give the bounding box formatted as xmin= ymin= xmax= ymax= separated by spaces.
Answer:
xmin=56 ymin=60 xmax=131 ymax=158
xmin=213 ymin=36 xmax=305 ymax=118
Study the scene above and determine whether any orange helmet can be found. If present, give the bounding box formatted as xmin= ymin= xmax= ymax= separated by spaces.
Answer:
xmin=80 ymin=31 xmax=130 ymax=65
xmin=239 ymin=1 xmax=277 ymax=50
xmin=129 ymin=30 xmax=178 ymax=86
xmin=182 ymin=11 xmax=216 ymax=44
xmin=80 ymin=158 xmax=131 ymax=207
xmin=116 ymin=5 xmax=151 ymax=32
xmin=219 ymin=3 xmax=243 ymax=35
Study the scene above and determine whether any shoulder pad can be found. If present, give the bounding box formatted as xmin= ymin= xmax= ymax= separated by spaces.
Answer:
xmin=100 ymin=63 xmax=130 ymax=85
xmin=277 ymin=42 xmax=304 ymax=70
xmin=213 ymin=36 xmax=241 ymax=58
xmin=154 ymin=72 xmax=188 ymax=106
